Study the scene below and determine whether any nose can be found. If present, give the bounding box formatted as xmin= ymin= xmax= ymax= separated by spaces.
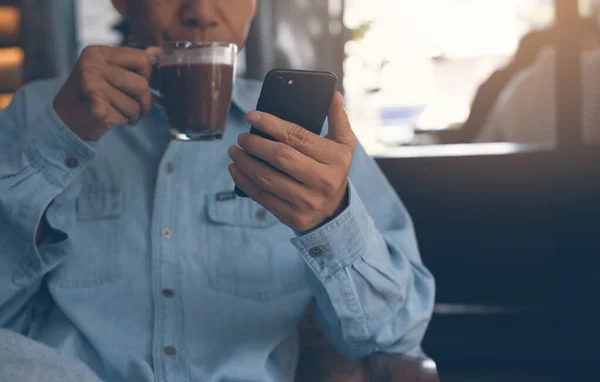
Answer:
xmin=181 ymin=0 xmax=218 ymax=29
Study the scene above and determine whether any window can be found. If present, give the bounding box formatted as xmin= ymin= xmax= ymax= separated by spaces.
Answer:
xmin=77 ymin=0 xmax=122 ymax=49
xmin=344 ymin=0 xmax=556 ymax=151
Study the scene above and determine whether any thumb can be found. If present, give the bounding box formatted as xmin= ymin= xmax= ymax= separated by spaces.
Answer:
xmin=325 ymin=92 xmax=356 ymax=149
xmin=144 ymin=46 xmax=162 ymax=64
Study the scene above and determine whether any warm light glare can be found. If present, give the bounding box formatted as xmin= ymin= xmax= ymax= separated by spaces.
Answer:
xmin=0 ymin=47 xmax=24 ymax=69
xmin=0 ymin=94 xmax=13 ymax=110
xmin=344 ymin=0 xmax=556 ymax=153
xmin=0 ymin=6 xmax=20 ymax=41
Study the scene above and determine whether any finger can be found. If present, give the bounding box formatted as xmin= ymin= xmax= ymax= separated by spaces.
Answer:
xmin=237 ymin=132 xmax=325 ymax=187
xmin=102 ymin=84 xmax=143 ymax=125
xmin=144 ymin=46 xmax=162 ymax=60
xmin=87 ymin=93 xmax=129 ymax=131
xmin=144 ymin=46 xmax=162 ymax=70
xmin=105 ymin=46 xmax=154 ymax=81
xmin=325 ymin=92 xmax=356 ymax=150
xmin=228 ymin=145 xmax=314 ymax=205
xmin=106 ymin=105 xmax=130 ymax=127
xmin=228 ymin=163 xmax=295 ymax=222
xmin=104 ymin=66 xmax=152 ymax=115
xmin=246 ymin=111 xmax=337 ymax=164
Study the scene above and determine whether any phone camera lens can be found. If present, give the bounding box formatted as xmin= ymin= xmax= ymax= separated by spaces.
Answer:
xmin=274 ymin=76 xmax=285 ymax=85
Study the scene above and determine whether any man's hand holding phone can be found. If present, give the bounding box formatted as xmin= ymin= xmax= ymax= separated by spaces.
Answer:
xmin=228 ymin=92 xmax=356 ymax=233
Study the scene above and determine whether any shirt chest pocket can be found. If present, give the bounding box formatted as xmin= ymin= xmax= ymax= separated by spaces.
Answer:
xmin=204 ymin=193 xmax=307 ymax=301
xmin=48 ymin=186 xmax=124 ymax=289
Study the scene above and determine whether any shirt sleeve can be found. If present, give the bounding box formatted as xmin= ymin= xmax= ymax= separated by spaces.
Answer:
xmin=0 ymin=86 xmax=95 ymax=331
xmin=290 ymin=142 xmax=435 ymax=360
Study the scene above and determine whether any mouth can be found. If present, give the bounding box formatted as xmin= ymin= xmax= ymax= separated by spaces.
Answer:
xmin=162 ymin=31 xmax=208 ymax=44
xmin=162 ymin=31 xmax=230 ymax=45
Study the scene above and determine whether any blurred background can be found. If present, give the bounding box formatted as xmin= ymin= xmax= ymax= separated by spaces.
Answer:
xmin=2 ymin=0 xmax=600 ymax=381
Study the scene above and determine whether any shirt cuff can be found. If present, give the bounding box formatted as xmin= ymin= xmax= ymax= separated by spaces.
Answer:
xmin=291 ymin=182 xmax=371 ymax=279
xmin=23 ymin=102 xmax=96 ymax=189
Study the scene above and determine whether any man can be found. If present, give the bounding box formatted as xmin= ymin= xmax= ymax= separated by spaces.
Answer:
xmin=475 ymin=17 xmax=600 ymax=144
xmin=0 ymin=1 xmax=435 ymax=381
xmin=458 ymin=27 xmax=556 ymax=143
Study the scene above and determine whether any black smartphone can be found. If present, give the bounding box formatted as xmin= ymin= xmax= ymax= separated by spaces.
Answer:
xmin=235 ymin=69 xmax=338 ymax=197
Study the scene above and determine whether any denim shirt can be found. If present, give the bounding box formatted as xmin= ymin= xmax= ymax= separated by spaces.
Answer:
xmin=0 ymin=77 xmax=435 ymax=382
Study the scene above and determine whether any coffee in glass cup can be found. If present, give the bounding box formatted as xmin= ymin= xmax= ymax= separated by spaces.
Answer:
xmin=157 ymin=41 xmax=238 ymax=141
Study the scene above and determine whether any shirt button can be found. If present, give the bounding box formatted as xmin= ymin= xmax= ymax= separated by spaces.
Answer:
xmin=164 ymin=346 xmax=177 ymax=356
xmin=65 ymin=157 xmax=78 ymax=169
xmin=161 ymin=228 xmax=172 ymax=239
xmin=162 ymin=288 xmax=174 ymax=298
xmin=166 ymin=163 xmax=175 ymax=173
xmin=309 ymin=246 xmax=326 ymax=258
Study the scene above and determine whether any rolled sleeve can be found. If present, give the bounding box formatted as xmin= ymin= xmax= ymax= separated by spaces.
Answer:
xmin=291 ymin=183 xmax=370 ymax=278
xmin=23 ymin=102 xmax=96 ymax=188
xmin=290 ymin=141 xmax=435 ymax=358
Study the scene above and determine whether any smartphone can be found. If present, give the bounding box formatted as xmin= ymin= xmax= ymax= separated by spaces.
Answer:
xmin=235 ymin=69 xmax=338 ymax=197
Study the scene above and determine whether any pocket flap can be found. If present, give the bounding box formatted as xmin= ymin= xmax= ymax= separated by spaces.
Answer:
xmin=206 ymin=192 xmax=278 ymax=228
xmin=76 ymin=186 xmax=123 ymax=221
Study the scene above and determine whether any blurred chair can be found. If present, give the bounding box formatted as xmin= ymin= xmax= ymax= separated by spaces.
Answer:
xmin=375 ymin=143 xmax=600 ymax=377
xmin=296 ymin=300 xmax=439 ymax=382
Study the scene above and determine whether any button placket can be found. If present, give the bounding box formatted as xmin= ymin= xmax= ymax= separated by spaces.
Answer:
xmin=163 ymin=346 xmax=177 ymax=356
xmin=161 ymin=228 xmax=173 ymax=239
xmin=151 ymin=146 xmax=185 ymax=379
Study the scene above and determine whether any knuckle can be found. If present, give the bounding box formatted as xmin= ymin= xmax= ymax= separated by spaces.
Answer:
xmin=254 ymin=167 xmax=273 ymax=186
xmin=81 ymin=78 xmax=95 ymax=96
xmin=138 ymin=54 xmax=150 ymax=69
xmin=79 ymin=61 xmax=96 ymax=75
xmin=138 ymin=80 xmax=151 ymax=97
xmin=285 ymin=125 xmax=307 ymax=148
xmin=81 ymin=45 xmax=104 ymax=60
xmin=305 ymin=195 xmax=325 ymax=212
xmin=274 ymin=147 xmax=295 ymax=167
xmin=321 ymin=176 xmax=339 ymax=192
xmin=291 ymin=214 xmax=312 ymax=232
xmin=130 ymin=75 xmax=150 ymax=95
xmin=139 ymin=79 xmax=150 ymax=93
xmin=141 ymin=95 xmax=152 ymax=114
xmin=90 ymin=97 xmax=108 ymax=123
xmin=258 ymin=189 xmax=271 ymax=205
xmin=129 ymin=102 xmax=142 ymax=121
xmin=339 ymin=150 xmax=353 ymax=169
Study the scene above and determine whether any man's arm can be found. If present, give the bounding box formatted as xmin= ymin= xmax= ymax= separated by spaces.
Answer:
xmin=291 ymin=142 xmax=435 ymax=359
xmin=228 ymin=92 xmax=434 ymax=358
xmin=0 ymin=85 xmax=95 ymax=332
xmin=1 ymin=45 xmax=157 ymax=332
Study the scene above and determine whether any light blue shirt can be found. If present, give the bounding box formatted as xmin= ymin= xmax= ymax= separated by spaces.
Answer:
xmin=0 ymin=77 xmax=435 ymax=382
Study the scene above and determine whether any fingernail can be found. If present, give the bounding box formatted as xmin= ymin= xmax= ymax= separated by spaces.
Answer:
xmin=238 ymin=133 xmax=250 ymax=145
xmin=247 ymin=111 xmax=262 ymax=124
xmin=228 ymin=145 xmax=241 ymax=158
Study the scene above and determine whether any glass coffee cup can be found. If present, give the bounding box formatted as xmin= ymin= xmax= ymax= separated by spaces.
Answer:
xmin=156 ymin=41 xmax=238 ymax=141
